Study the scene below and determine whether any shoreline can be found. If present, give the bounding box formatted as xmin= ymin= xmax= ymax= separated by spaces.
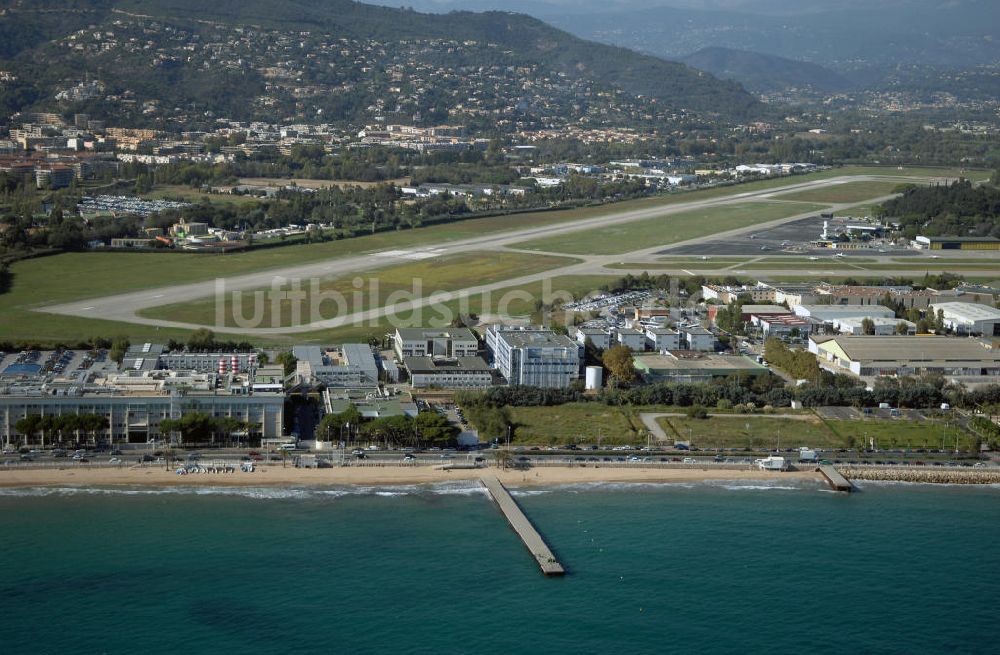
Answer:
xmin=0 ymin=465 xmax=823 ymax=489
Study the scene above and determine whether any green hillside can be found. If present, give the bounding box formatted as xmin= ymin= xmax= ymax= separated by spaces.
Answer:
xmin=0 ymin=0 xmax=761 ymax=127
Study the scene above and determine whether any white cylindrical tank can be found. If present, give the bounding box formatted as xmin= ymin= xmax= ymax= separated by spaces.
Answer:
xmin=585 ymin=366 xmax=603 ymax=390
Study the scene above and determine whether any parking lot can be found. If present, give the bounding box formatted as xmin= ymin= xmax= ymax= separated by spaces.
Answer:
xmin=0 ymin=348 xmax=115 ymax=382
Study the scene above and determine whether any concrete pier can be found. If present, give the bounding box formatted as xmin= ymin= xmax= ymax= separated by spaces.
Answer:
xmin=819 ymin=465 xmax=853 ymax=492
xmin=480 ymin=476 xmax=565 ymax=576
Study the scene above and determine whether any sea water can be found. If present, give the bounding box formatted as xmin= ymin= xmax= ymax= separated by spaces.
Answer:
xmin=0 ymin=479 xmax=997 ymax=654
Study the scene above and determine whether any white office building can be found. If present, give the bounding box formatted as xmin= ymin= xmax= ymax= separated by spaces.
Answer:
xmin=616 ymin=328 xmax=647 ymax=351
xmin=393 ymin=328 xmax=478 ymax=360
xmin=575 ymin=327 xmax=612 ymax=350
xmin=682 ymin=326 xmax=714 ymax=352
xmin=292 ymin=344 xmax=379 ymax=387
xmin=928 ymin=302 xmax=1000 ymax=337
xmin=403 ymin=356 xmax=493 ymax=389
xmin=645 ymin=327 xmax=681 ymax=352
xmin=486 ymin=325 xmax=580 ymax=388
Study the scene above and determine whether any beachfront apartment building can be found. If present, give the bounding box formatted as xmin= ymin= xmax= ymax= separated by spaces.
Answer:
xmin=485 ymin=325 xmax=581 ymax=388
xmin=393 ymin=328 xmax=479 ymax=360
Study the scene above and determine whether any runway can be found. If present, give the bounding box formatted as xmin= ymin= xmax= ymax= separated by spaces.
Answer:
xmin=37 ymin=173 xmax=976 ymax=335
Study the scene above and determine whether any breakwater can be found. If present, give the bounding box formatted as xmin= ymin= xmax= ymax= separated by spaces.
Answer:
xmin=839 ymin=466 xmax=1000 ymax=485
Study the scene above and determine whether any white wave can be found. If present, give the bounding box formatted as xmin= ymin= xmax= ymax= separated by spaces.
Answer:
xmin=509 ymin=489 xmax=552 ymax=497
xmin=189 ymin=487 xmax=314 ymax=500
xmin=507 ymin=481 xmax=696 ymax=495
xmin=718 ymin=484 xmax=801 ymax=491
xmin=427 ymin=482 xmax=488 ymax=496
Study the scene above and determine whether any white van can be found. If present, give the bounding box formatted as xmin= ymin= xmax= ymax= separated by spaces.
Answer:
xmin=277 ymin=443 xmax=297 ymax=451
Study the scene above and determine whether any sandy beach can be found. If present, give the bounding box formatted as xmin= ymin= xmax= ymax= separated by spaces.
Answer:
xmin=0 ymin=465 xmax=823 ymax=488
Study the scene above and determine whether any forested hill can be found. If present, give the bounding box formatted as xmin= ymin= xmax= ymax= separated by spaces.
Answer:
xmin=882 ymin=179 xmax=1000 ymax=239
xmin=0 ymin=0 xmax=761 ymax=129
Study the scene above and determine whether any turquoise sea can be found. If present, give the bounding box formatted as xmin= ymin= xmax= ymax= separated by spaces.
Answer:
xmin=1 ymin=478 xmax=997 ymax=654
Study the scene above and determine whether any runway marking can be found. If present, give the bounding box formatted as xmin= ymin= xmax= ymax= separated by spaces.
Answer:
xmin=152 ymin=294 xmax=164 ymax=299
xmin=80 ymin=306 xmax=94 ymax=310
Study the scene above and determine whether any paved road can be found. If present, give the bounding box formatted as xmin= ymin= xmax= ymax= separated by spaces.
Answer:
xmin=37 ymin=174 xmax=971 ymax=335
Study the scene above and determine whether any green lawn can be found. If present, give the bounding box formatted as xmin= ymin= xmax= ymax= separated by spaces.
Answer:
xmin=659 ymin=415 xmax=839 ymax=449
xmin=605 ymin=259 xmax=752 ymax=270
xmin=143 ymin=185 xmax=263 ymax=209
xmin=660 ymin=414 xmax=976 ymax=451
xmin=825 ymin=419 xmax=974 ymax=451
xmin=512 ymin=202 xmax=829 ymax=255
xmin=771 ymin=180 xmax=904 ymax=204
xmin=735 ymin=262 xmax=867 ymax=271
xmin=139 ymin=251 xmax=578 ymax=328
xmin=292 ymin=274 xmax=622 ymax=345
xmin=508 ymin=403 xmax=645 ymax=445
xmin=855 ymin=262 xmax=1000 ymax=272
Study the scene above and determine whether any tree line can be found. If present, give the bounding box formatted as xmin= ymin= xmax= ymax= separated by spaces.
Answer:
xmin=314 ymin=405 xmax=458 ymax=447
xmin=881 ymin=179 xmax=1000 ymax=239
xmin=14 ymin=414 xmax=109 ymax=447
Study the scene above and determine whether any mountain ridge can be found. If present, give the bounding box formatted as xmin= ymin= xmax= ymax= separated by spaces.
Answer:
xmin=682 ymin=47 xmax=855 ymax=94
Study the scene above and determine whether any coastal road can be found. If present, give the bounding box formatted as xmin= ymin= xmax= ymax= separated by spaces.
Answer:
xmin=37 ymin=174 xmax=967 ymax=335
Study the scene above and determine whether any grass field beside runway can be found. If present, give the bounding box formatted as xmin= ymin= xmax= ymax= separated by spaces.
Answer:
xmin=137 ymin=251 xmax=578 ymax=328
xmin=5 ymin=166 xmax=987 ymax=346
xmin=770 ymin=180 xmax=904 ymax=204
xmin=512 ymin=202 xmax=829 ymax=255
